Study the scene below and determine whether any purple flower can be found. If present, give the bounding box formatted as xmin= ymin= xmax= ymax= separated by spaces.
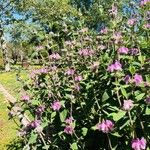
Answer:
xmin=112 ymin=32 xmax=122 ymax=44
xmin=123 ymin=100 xmax=134 ymax=111
xmin=39 ymin=68 xmax=48 ymax=74
xmin=75 ymin=75 xmax=83 ymax=82
xmin=64 ymin=125 xmax=74 ymax=135
xmin=124 ymin=75 xmax=131 ymax=84
xmin=49 ymin=53 xmax=61 ymax=60
xmin=79 ymin=28 xmax=88 ymax=33
xmin=133 ymin=74 xmax=143 ymax=85
xmin=21 ymin=95 xmax=30 ymax=101
xmin=65 ymin=117 xmax=74 ymax=124
xmin=35 ymin=45 xmax=44 ymax=50
xmin=30 ymin=120 xmax=41 ymax=129
xmin=107 ymin=64 xmax=115 ymax=72
xmin=130 ymin=48 xmax=139 ymax=55
xmin=65 ymin=41 xmax=72 ymax=46
xmin=107 ymin=61 xmax=122 ymax=72
xmin=36 ymin=105 xmax=45 ymax=114
xmin=113 ymin=61 xmax=122 ymax=70
xmin=127 ymin=18 xmax=137 ymax=26
xmin=109 ymin=4 xmax=118 ymax=16
xmin=140 ymin=0 xmax=150 ymax=6
xmin=65 ymin=69 xmax=75 ymax=75
xmin=132 ymin=137 xmax=146 ymax=150
xmin=79 ymin=49 xmax=94 ymax=56
xmin=97 ymin=120 xmax=114 ymax=133
xmin=145 ymin=97 xmax=150 ymax=104
xmin=51 ymin=101 xmax=61 ymax=111
xmin=74 ymin=84 xmax=80 ymax=91
xmin=143 ymin=23 xmax=150 ymax=29
xmin=100 ymin=27 xmax=108 ymax=34
xmin=118 ymin=47 xmax=129 ymax=54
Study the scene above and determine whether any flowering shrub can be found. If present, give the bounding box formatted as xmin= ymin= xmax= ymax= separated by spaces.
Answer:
xmin=10 ymin=1 xmax=150 ymax=150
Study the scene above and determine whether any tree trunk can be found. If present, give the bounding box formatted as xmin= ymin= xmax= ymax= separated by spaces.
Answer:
xmin=0 ymin=36 xmax=10 ymax=71
xmin=2 ymin=42 xmax=10 ymax=71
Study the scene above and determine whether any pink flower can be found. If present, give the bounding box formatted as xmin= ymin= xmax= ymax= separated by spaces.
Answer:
xmin=145 ymin=97 xmax=150 ymax=104
xmin=118 ymin=47 xmax=129 ymax=54
xmin=107 ymin=64 xmax=115 ymax=72
xmin=64 ymin=125 xmax=74 ymax=135
xmin=65 ymin=41 xmax=72 ymax=46
xmin=75 ymin=84 xmax=80 ymax=91
xmin=132 ymin=137 xmax=146 ymax=150
xmin=75 ymin=75 xmax=83 ymax=81
xmin=39 ymin=68 xmax=48 ymax=74
xmin=65 ymin=117 xmax=74 ymax=124
xmin=107 ymin=61 xmax=122 ymax=72
xmin=36 ymin=105 xmax=45 ymax=114
xmin=49 ymin=53 xmax=61 ymax=60
xmin=21 ymin=95 xmax=30 ymax=101
xmin=123 ymin=100 xmax=134 ymax=111
xmin=143 ymin=23 xmax=150 ymax=29
xmin=133 ymin=74 xmax=143 ymax=85
xmin=79 ymin=28 xmax=88 ymax=33
xmin=130 ymin=48 xmax=139 ymax=55
xmin=79 ymin=49 xmax=94 ymax=56
xmin=65 ymin=69 xmax=75 ymax=75
xmin=35 ymin=45 xmax=44 ymax=50
xmin=51 ymin=101 xmax=61 ymax=111
xmin=127 ymin=18 xmax=137 ymax=26
xmin=140 ymin=0 xmax=150 ymax=6
xmin=30 ymin=120 xmax=41 ymax=129
xmin=97 ymin=45 xmax=106 ymax=50
xmin=109 ymin=4 xmax=118 ymax=16
xmin=100 ymin=27 xmax=108 ymax=34
xmin=124 ymin=75 xmax=131 ymax=84
xmin=113 ymin=61 xmax=122 ymax=71
xmin=112 ymin=32 xmax=122 ymax=44
xmin=97 ymin=120 xmax=114 ymax=133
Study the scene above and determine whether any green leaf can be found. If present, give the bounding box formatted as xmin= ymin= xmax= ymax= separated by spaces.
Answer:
xmin=102 ymin=91 xmax=109 ymax=101
xmin=111 ymin=132 xmax=121 ymax=137
xmin=145 ymin=108 xmax=150 ymax=115
xmin=71 ymin=143 xmax=78 ymax=150
xmin=51 ymin=111 xmax=56 ymax=119
xmin=31 ymin=100 xmax=40 ymax=105
xmin=109 ymin=110 xmax=126 ymax=121
xmin=91 ymin=125 xmax=97 ymax=130
xmin=28 ymin=132 xmax=38 ymax=144
xmin=121 ymin=87 xmax=128 ymax=99
xmin=82 ymin=127 xmax=88 ymax=136
xmin=135 ymin=93 xmax=145 ymax=101
xmin=129 ymin=65 xmax=135 ymax=74
xmin=60 ymin=109 xmax=67 ymax=122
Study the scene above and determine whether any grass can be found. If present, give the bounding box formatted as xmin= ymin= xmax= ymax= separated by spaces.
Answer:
xmin=0 ymin=70 xmax=28 ymax=149
xmin=0 ymin=70 xmax=28 ymax=98
xmin=0 ymin=93 xmax=18 ymax=149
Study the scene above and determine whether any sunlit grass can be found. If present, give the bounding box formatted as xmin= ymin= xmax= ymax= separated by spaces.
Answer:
xmin=0 ymin=93 xmax=18 ymax=149
xmin=0 ymin=70 xmax=28 ymax=98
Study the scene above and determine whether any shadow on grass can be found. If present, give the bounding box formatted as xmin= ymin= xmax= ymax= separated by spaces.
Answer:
xmin=6 ymin=139 xmax=24 ymax=150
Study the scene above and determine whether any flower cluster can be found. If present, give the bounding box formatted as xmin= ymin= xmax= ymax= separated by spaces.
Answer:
xmin=97 ymin=120 xmax=114 ymax=133
xmin=107 ymin=61 xmax=122 ymax=72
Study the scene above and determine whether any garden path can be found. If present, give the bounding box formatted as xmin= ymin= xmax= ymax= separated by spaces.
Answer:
xmin=0 ymin=83 xmax=16 ymax=104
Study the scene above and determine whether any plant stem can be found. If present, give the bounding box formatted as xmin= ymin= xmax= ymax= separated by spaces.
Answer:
xmin=107 ymin=134 xmax=113 ymax=150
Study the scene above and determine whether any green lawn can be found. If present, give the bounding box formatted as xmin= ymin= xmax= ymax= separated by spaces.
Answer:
xmin=0 ymin=93 xmax=18 ymax=149
xmin=0 ymin=71 xmax=28 ymax=98
xmin=0 ymin=70 xmax=28 ymax=149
